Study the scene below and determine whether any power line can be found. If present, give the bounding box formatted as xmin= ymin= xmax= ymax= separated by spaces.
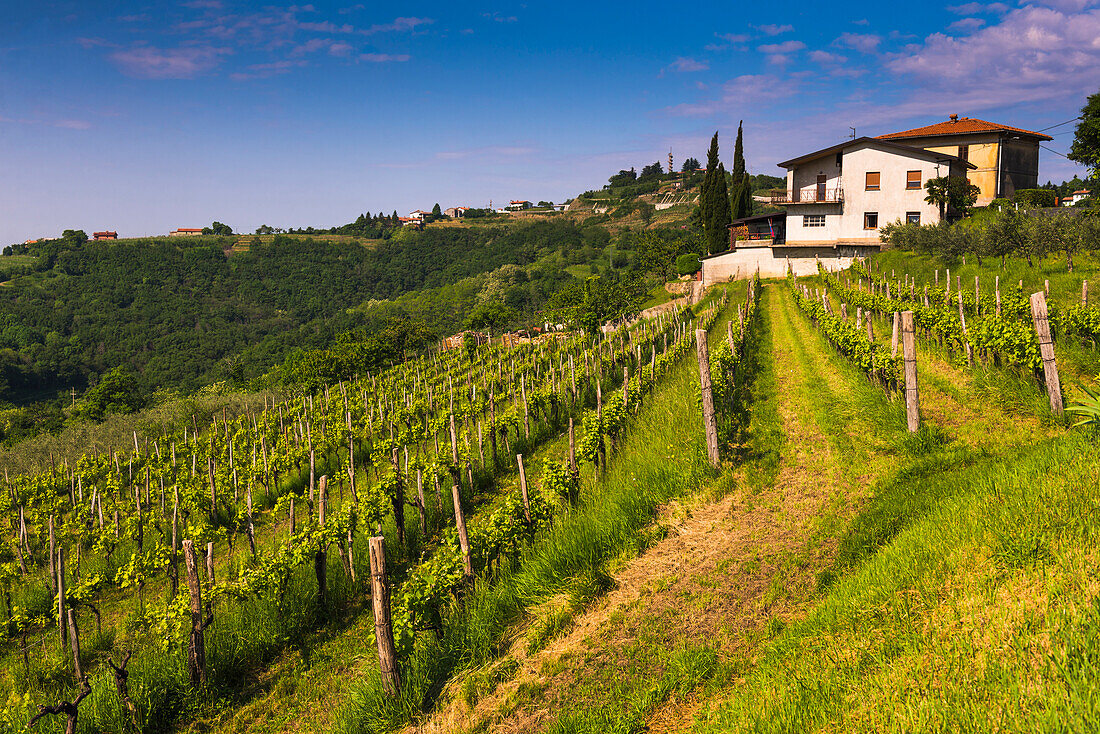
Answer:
xmin=1038 ymin=117 xmax=1082 ymax=132
xmin=1040 ymin=144 xmax=1074 ymax=160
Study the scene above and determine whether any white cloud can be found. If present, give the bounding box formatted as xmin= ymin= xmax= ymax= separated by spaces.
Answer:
xmin=808 ymin=50 xmax=847 ymax=64
xmin=665 ymin=74 xmax=801 ymax=117
xmin=109 ymin=45 xmax=231 ymax=79
xmin=947 ymin=2 xmax=1009 ymax=13
xmin=359 ymin=53 xmax=410 ymax=62
xmin=667 ymin=57 xmax=709 ymax=72
xmin=758 ymin=40 xmax=806 ymax=53
xmin=834 ymin=32 xmax=881 ymax=52
xmin=947 ymin=17 xmax=986 ymax=31
xmin=888 ymin=4 xmax=1100 ymax=107
xmin=757 ymin=23 xmax=794 ymax=35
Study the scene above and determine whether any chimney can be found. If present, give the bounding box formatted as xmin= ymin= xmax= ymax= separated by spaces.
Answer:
xmin=949 ymin=113 xmax=958 ymax=123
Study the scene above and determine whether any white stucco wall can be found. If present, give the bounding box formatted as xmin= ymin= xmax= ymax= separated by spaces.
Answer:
xmin=783 ymin=142 xmax=957 ymax=244
xmin=700 ymin=244 xmax=859 ymax=285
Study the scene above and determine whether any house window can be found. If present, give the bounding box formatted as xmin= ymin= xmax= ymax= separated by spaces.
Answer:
xmin=958 ymin=145 xmax=969 ymax=162
xmin=803 ymin=214 xmax=825 ymax=228
xmin=906 ymin=170 xmax=922 ymax=189
xmin=864 ymin=212 xmax=879 ymax=230
xmin=905 ymin=211 xmax=921 ymax=225
xmin=865 ymin=172 xmax=880 ymax=191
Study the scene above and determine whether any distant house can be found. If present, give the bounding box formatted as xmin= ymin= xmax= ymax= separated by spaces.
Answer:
xmin=440 ymin=330 xmax=490 ymax=352
xmin=1064 ymin=189 xmax=1092 ymax=206
xmin=93 ymin=231 xmax=118 ymax=240
xmin=398 ymin=217 xmax=421 ymax=227
xmin=170 ymin=228 xmax=204 ymax=236
xmin=876 ymin=115 xmax=1050 ymax=205
xmin=505 ymin=200 xmax=532 ymax=211
xmin=407 ymin=209 xmax=431 ymax=222
xmin=444 ymin=206 xmax=469 ymax=218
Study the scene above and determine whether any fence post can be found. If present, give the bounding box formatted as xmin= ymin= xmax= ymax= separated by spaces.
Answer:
xmin=183 ymin=539 xmax=209 ymax=687
xmin=695 ymin=329 xmax=720 ymax=468
xmin=902 ymin=311 xmax=920 ymax=432
xmin=517 ymin=454 xmax=532 ymax=526
xmin=1030 ymin=292 xmax=1064 ymax=415
xmin=451 ymin=483 xmax=473 ymax=578
xmin=368 ymin=536 xmax=402 ymax=696
xmin=890 ymin=312 xmax=900 ymax=358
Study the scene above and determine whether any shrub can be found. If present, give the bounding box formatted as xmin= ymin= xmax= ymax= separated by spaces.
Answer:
xmin=1015 ymin=189 xmax=1057 ymax=208
xmin=675 ymin=253 xmax=701 ymax=276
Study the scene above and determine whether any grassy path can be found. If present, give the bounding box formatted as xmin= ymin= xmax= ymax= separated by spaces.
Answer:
xmin=423 ymin=283 xmax=912 ymax=734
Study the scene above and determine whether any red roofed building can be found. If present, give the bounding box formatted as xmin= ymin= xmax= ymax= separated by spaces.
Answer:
xmin=93 ymin=231 xmax=118 ymax=240
xmin=877 ymin=114 xmax=1051 ymax=205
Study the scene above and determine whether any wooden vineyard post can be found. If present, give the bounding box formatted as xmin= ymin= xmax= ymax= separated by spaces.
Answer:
xmin=695 ymin=329 xmax=720 ymax=468
xmin=451 ymin=483 xmax=473 ymax=578
xmin=66 ymin=609 xmax=82 ymax=680
xmin=996 ymin=276 xmax=1002 ymax=316
xmin=183 ymin=539 xmax=211 ymax=687
xmin=517 ymin=454 xmax=532 ymax=527
xmin=890 ymin=312 xmax=899 ymax=358
xmin=901 ymin=311 xmax=920 ymax=433
xmin=1030 ymin=291 xmax=1064 ymax=415
xmin=622 ymin=365 xmax=629 ymax=411
xmin=316 ymin=475 xmax=328 ymax=610
xmin=57 ymin=548 xmax=66 ymax=647
xmin=368 ymin=536 xmax=402 ymax=696
xmin=958 ymin=291 xmax=973 ymax=366
xmin=1083 ymin=280 xmax=1089 ymax=307
xmin=416 ymin=468 xmax=427 ymax=535
xmin=568 ymin=417 xmax=577 ymax=475
xmin=866 ymin=313 xmax=874 ymax=342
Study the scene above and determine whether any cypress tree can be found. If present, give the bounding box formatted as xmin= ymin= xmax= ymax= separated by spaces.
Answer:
xmin=731 ymin=121 xmax=745 ymax=182
xmin=701 ymin=132 xmax=733 ymax=254
xmin=730 ymin=121 xmax=752 ymax=220
xmin=700 ymin=132 xmax=719 ymax=243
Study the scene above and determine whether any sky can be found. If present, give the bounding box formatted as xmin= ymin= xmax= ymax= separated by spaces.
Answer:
xmin=1 ymin=0 xmax=1096 ymax=242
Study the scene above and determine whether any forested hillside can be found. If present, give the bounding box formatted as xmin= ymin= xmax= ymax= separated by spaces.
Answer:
xmin=0 ymin=220 xmax=703 ymax=445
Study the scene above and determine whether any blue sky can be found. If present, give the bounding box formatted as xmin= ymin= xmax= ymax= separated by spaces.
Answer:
xmin=1 ymin=0 xmax=1095 ymax=242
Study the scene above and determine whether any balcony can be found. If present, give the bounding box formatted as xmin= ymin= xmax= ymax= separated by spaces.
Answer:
xmin=768 ymin=187 xmax=844 ymax=205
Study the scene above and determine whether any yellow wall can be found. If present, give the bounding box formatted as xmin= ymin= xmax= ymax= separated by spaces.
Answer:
xmin=924 ymin=142 xmax=999 ymax=204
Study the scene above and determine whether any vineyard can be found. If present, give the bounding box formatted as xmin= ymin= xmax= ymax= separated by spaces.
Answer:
xmin=0 ymin=279 xmax=764 ymax=733
xmin=3 ymin=250 xmax=1100 ymax=734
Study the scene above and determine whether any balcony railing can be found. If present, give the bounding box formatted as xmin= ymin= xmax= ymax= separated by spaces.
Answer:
xmin=768 ymin=187 xmax=844 ymax=205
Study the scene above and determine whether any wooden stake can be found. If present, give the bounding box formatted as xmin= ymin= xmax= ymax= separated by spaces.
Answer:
xmin=451 ymin=483 xmax=472 ymax=578
xmin=891 ymin=312 xmax=899 ymax=358
xmin=517 ymin=454 xmax=532 ymax=526
xmin=901 ymin=311 xmax=920 ymax=433
xmin=1030 ymin=291 xmax=1064 ymax=414
xmin=368 ymin=536 xmax=402 ymax=696
xmin=695 ymin=329 xmax=720 ymax=468
xmin=183 ymin=539 xmax=211 ymax=687
xmin=66 ymin=609 xmax=82 ymax=680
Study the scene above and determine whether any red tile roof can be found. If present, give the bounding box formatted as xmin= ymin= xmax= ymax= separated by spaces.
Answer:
xmin=877 ymin=116 xmax=1051 ymax=141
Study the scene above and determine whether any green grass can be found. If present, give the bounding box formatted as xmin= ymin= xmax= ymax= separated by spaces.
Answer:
xmin=694 ymin=428 xmax=1100 ymax=733
xmin=869 ymin=249 xmax=1100 ymax=310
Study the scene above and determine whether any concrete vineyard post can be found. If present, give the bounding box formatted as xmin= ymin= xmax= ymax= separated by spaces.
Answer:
xmin=368 ymin=536 xmax=402 ymax=697
xmin=695 ymin=329 xmax=720 ymax=468
xmin=901 ymin=311 xmax=920 ymax=432
xmin=1030 ymin=291 xmax=1064 ymax=415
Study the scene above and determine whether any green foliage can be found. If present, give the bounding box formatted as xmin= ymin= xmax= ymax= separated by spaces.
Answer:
xmin=681 ymin=157 xmax=700 ymax=173
xmin=1067 ymin=378 xmax=1100 ymax=427
xmin=700 ymin=133 xmax=733 ymax=255
xmin=1069 ymin=89 xmax=1100 ymax=183
xmin=73 ymin=366 xmax=145 ymax=422
xmin=1015 ymin=188 xmax=1057 ymax=208
xmin=675 ymin=253 xmax=701 ymax=276
xmin=924 ymin=176 xmax=980 ymax=220
xmin=202 ymin=221 xmax=233 ymax=236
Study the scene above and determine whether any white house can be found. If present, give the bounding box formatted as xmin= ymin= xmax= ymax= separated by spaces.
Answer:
xmin=1064 ymin=189 xmax=1092 ymax=206
xmin=700 ymin=136 xmax=973 ymax=286
xmin=778 ymin=137 xmax=973 ymax=246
